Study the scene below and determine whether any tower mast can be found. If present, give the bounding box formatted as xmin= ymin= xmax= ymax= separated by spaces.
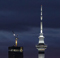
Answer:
xmin=40 ymin=5 xmax=43 ymax=33
xmin=38 ymin=5 xmax=44 ymax=44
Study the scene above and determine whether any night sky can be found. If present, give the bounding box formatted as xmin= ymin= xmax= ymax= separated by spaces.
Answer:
xmin=0 ymin=0 xmax=60 ymax=58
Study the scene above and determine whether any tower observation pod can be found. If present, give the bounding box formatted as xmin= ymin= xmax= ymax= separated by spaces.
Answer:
xmin=36 ymin=5 xmax=47 ymax=52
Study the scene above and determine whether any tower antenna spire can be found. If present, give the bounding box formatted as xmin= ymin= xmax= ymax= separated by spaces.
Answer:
xmin=40 ymin=5 xmax=43 ymax=33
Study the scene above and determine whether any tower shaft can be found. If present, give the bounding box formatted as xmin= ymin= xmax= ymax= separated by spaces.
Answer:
xmin=38 ymin=53 xmax=45 ymax=58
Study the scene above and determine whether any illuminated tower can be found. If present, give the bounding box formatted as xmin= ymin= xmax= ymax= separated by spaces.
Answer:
xmin=36 ymin=5 xmax=47 ymax=52
xmin=8 ymin=32 xmax=23 ymax=58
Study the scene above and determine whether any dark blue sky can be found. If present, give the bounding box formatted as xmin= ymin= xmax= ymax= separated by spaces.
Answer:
xmin=0 ymin=0 xmax=60 ymax=58
xmin=0 ymin=0 xmax=60 ymax=31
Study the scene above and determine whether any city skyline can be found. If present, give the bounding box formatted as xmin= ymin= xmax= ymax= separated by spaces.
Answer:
xmin=0 ymin=0 xmax=60 ymax=58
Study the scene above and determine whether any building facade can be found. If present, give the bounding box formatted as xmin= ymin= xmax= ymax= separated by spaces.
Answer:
xmin=8 ymin=46 xmax=23 ymax=58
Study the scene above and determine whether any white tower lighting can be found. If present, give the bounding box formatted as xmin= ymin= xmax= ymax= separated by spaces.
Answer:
xmin=38 ymin=53 xmax=45 ymax=58
xmin=36 ymin=5 xmax=47 ymax=52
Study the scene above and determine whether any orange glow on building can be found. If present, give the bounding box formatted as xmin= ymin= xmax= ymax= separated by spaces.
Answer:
xmin=15 ymin=39 xmax=17 ymax=46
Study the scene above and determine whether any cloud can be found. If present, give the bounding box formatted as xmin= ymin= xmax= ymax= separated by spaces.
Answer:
xmin=0 ymin=28 xmax=60 ymax=47
xmin=0 ymin=28 xmax=60 ymax=58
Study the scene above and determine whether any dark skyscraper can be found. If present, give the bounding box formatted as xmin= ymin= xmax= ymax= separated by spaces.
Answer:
xmin=8 ymin=46 xmax=23 ymax=58
xmin=8 ymin=32 xmax=23 ymax=58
